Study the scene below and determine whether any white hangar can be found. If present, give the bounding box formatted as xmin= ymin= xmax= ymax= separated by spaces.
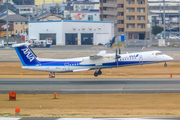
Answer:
xmin=28 ymin=20 xmax=114 ymax=45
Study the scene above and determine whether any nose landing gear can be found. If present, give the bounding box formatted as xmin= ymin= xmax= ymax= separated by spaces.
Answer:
xmin=49 ymin=72 xmax=55 ymax=78
xmin=164 ymin=62 xmax=167 ymax=67
xmin=94 ymin=69 xmax=102 ymax=77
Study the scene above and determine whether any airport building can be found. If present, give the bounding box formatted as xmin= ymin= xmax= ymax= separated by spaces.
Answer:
xmin=28 ymin=20 xmax=114 ymax=45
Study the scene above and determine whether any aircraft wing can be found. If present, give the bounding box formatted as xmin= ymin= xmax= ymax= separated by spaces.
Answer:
xmin=80 ymin=50 xmax=115 ymax=65
xmin=90 ymin=55 xmax=102 ymax=60
xmin=73 ymin=68 xmax=90 ymax=72
xmin=89 ymin=50 xmax=107 ymax=60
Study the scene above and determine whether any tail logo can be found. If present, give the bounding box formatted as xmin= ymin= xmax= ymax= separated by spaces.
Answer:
xmin=21 ymin=48 xmax=35 ymax=62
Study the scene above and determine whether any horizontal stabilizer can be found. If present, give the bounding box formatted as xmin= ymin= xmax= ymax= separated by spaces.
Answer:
xmin=12 ymin=43 xmax=31 ymax=47
xmin=97 ymin=50 xmax=107 ymax=56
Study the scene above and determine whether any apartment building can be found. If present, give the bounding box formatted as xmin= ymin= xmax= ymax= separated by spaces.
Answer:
xmin=100 ymin=0 xmax=148 ymax=40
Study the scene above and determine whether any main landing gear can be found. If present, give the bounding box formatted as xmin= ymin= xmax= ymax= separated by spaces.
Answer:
xmin=49 ymin=72 xmax=55 ymax=78
xmin=164 ymin=62 xmax=167 ymax=67
xmin=94 ymin=69 xmax=102 ymax=77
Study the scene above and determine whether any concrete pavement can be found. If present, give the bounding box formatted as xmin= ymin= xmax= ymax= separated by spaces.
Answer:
xmin=1 ymin=78 xmax=180 ymax=94
xmin=1 ymin=117 xmax=180 ymax=120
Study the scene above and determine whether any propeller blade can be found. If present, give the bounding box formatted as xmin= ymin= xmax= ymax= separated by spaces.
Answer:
xmin=117 ymin=59 xmax=118 ymax=67
xmin=116 ymin=49 xmax=117 ymax=56
xmin=115 ymin=48 xmax=120 ymax=68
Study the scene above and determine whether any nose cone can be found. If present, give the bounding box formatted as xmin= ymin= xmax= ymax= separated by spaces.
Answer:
xmin=166 ymin=56 xmax=173 ymax=61
xmin=169 ymin=56 xmax=173 ymax=61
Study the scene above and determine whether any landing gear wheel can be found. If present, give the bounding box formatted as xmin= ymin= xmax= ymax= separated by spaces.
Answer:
xmin=94 ymin=72 xmax=98 ymax=77
xmin=49 ymin=72 xmax=55 ymax=78
xmin=98 ymin=70 xmax=102 ymax=75
xmin=164 ymin=62 xmax=167 ymax=67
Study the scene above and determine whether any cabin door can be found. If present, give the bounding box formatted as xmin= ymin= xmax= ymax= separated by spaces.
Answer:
xmin=139 ymin=55 xmax=143 ymax=65
xmin=64 ymin=63 xmax=70 ymax=71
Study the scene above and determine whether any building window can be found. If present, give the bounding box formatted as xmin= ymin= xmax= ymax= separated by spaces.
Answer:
xmin=137 ymin=8 xmax=145 ymax=13
xmin=86 ymin=6 xmax=90 ymax=9
xmin=81 ymin=6 xmax=85 ymax=10
xmin=137 ymin=24 xmax=145 ymax=28
xmin=88 ymin=15 xmax=93 ymax=21
xmin=138 ymin=16 xmax=145 ymax=20
xmin=126 ymin=8 xmax=134 ymax=12
xmin=117 ymin=12 xmax=124 ymax=16
xmin=138 ymin=0 xmax=144 ymax=4
xmin=103 ymin=15 xmax=107 ymax=19
xmin=118 ymin=28 xmax=124 ymax=32
xmin=117 ymin=20 xmax=124 ymax=24
xmin=21 ymin=22 xmax=23 ymax=25
xmin=126 ymin=0 xmax=131 ymax=4
xmin=16 ymin=30 xmax=17 ymax=33
xmin=127 ymin=16 xmax=131 ymax=20
xmin=21 ymin=30 xmax=23 ymax=33
xmin=15 ymin=22 xmax=17 ymax=25
xmin=127 ymin=24 xmax=135 ymax=28
xmin=117 ymin=4 xmax=124 ymax=8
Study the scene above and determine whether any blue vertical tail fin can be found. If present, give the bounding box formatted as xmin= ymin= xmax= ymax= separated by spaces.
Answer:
xmin=13 ymin=43 xmax=40 ymax=66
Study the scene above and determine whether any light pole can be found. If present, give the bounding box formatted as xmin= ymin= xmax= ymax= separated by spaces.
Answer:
xmin=163 ymin=0 xmax=166 ymax=39
xmin=6 ymin=0 xmax=9 ymax=47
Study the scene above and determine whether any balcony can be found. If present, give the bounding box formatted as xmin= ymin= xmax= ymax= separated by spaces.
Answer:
xmin=137 ymin=0 xmax=146 ymax=6
xmin=125 ymin=20 xmax=136 ymax=23
xmin=126 ymin=4 xmax=135 ymax=7
xmin=137 ymin=4 xmax=146 ymax=7
xmin=125 ymin=27 xmax=146 ymax=32
xmin=103 ymin=18 xmax=117 ymax=23
xmin=117 ymin=16 xmax=124 ymax=19
xmin=117 ymin=8 xmax=124 ymax=11
xmin=137 ymin=12 xmax=146 ymax=15
xmin=103 ymin=11 xmax=117 ymax=16
xmin=136 ymin=20 xmax=147 ymax=23
xmin=125 ymin=12 xmax=135 ymax=16
xmin=126 ymin=0 xmax=135 ymax=7
xmin=117 ymin=24 xmax=124 ymax=28
xmin=103 ymin=3 xmax=117 ymax=7
xmin=117 ymin=0 xmax=124 ymax=4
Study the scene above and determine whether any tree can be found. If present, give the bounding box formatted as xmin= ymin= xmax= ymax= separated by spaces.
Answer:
xmin=152 ymin=25 xmax=163 ymax=35
xmin=0 ymin=19 xmax=6 ymax=23
xmin=26 ymin=28 xmax=28 ymax=35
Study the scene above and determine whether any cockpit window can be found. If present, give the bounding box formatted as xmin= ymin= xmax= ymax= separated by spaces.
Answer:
xmin=156 ymin=52 xmax=164 ymax=55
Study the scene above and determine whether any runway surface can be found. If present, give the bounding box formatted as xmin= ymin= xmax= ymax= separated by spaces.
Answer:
xmin=1 ymin=117 xmax=180 ymax=120
xmin=1 ymin=78 xmax=180 ymax=94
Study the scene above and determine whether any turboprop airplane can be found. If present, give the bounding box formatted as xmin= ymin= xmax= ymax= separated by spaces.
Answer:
xmin=13 ymin=43 xmax=173 ymax=77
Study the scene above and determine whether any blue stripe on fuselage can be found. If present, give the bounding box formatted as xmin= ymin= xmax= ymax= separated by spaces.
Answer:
xmin=27 ymin=60 xmax=153 ymax=67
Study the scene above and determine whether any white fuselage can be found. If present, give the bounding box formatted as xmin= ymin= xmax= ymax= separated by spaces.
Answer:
xmin=22 ymin=51 xmax=173 ymax=73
